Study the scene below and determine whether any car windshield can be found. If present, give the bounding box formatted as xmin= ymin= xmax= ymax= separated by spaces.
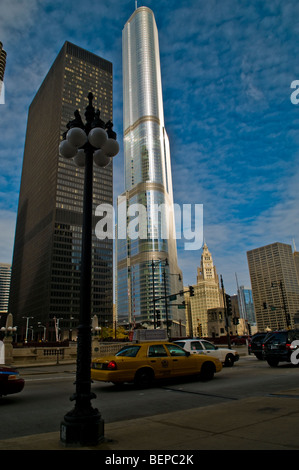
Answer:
xmin=115 ymin=346 xmax=140 ymax=357
xmin=251 ymin=334 xmax=266 ymax=343
xmin=265 ymin=332 xmax=287 ymax=344
xmin=165 ymin=344 xmax=187 ymax=356
xmin=201 ymin=340 xmax=216 ymax=350
xmin=264 ymin=333 xmax=275 ymax=343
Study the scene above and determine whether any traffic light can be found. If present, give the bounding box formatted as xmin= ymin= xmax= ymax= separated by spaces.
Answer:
xmin=189 ymin=285 xmax=194 ymax=297
xmin=225 ymin=294 xmax=232 ymax=316
xmin=156 ymin=310 xmax=161 ymax=327
xmin=263 ymin=302 xmax=268 ymax=310
xmin=233 ymin=317 xmax=239 ymax=325
xmin=197 ymin=323 xmax=202 ymax=337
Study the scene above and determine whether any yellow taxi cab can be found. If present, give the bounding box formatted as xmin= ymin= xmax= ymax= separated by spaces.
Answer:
xmin=91 ymin=341 xmax=222 ymax=388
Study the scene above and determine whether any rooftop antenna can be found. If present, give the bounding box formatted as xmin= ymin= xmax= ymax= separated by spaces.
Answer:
xmin=293 ymin=238 xmax=297 ymax=252
xmin=135 ymin=0 xmax=138 ymax=9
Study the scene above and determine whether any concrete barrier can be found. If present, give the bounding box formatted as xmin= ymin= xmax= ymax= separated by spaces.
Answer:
xmin=8 ymin=339 xmax=129 ymax=366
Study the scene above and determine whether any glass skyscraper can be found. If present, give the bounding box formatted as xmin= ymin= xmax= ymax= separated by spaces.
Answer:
xmin=238 ymin=286 xmax=255 ymax=325
xmin=116 ymin=7 xmax=185 ymax=335
xmin=9 ymin=42 xmax=113 ymax=340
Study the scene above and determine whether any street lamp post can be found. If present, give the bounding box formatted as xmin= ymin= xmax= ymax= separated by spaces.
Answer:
xmin=38 ymin=322 xmax=46 ymax=341
xmin=29 ymin=326 xmax=34 ymax=341
xmin=220 ymin=275 xmax=232 ymax=349
xmin=165 ymin=271 xmax=182 ymax=337
xmin=151 ymin=260 xmax=156 ymax=328
xmin=162 ymin=269 xmax=169 ymax=336
xmin=22 ymin=316 xmax=33 ymax=343
xmin=59 ymin=93 xmax=119 ymax=447
xmin=54 ymin=317 xmax=63 ymax=342
xmin=271 ymin=280 xmax=291 ymax=328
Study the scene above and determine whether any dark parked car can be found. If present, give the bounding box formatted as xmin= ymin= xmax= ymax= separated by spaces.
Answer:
xmin=263 ymin=329 xmax=299 ymax=367
xmin=0 ymin=366 xmax=25 ymax=397
xmin=231 ymin=335 xmax=251 ymax=345
xmin=248 ymin=332 xmax=268 ymax=360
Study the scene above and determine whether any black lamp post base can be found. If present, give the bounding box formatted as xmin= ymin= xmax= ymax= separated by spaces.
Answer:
xmin=60 ymin=408 xmax=104 ymax=447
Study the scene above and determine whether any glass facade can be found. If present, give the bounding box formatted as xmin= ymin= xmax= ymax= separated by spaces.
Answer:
xmin=117 ymin=8 xmax=184 ymax=334
xmin=124 ymin=120 xmax=165 ymax=188
xmin=9 ymin=42 xmax=113 ymax=340
xmin=238 ymin=286 xmax=255 ymax=325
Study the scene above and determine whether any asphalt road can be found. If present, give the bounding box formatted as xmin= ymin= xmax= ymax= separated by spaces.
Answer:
xmin=1 ymin=354 xmax=299 ymax=441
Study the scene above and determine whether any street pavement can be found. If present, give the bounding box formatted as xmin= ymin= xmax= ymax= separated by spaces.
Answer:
xmin=1 ymin=390 xmax=299 ymax=450
xmin=1 ymin=348 xmax=299 ymax=451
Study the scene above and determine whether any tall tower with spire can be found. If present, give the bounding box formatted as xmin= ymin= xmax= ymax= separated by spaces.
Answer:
xmin=197 ymin=243 xmax=219 ymax=283
xmin=185 ymin=243 xmax=223 ymax=337
xmin=116 ymin=7 xmax=184 ymax=335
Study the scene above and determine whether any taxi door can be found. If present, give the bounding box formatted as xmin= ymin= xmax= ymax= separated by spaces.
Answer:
xmin=146 ymin=344 xmax=171 ymax=379
xmin=164 ymin=344 xmax=197 ymax=377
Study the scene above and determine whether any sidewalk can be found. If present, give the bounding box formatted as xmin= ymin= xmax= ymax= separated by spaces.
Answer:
xmin=1 ymin=388 xmax=299 ymax=450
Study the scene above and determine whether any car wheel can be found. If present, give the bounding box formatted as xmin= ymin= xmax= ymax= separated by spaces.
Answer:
xmin=267 ymin=358 xmax=279 ymax=367
xmin=200 ymin=362 xmax=215 ymax=381
xmin=134 ymin=368 xmax=154 ymax=388
xmin=224 ymin=354 xmax=235 ymax=367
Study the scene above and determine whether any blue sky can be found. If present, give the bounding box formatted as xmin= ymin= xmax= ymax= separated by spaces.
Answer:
xmin=0 ymin=0 xmax=299 ymax=295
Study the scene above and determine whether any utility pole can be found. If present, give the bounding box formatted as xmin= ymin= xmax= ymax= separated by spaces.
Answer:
xmin=220 ymin=275 xmax=231 ymax=349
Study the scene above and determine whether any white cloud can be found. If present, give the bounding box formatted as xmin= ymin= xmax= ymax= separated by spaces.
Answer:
xmin=0 ymin=0 xmax=40 ymax=42
xmin=1 ymin=0 xmax=299 ymax=297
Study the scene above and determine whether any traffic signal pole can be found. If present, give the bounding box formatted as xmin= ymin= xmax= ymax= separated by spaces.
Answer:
xmin=220 ymin=275 xmax=232 ymax=349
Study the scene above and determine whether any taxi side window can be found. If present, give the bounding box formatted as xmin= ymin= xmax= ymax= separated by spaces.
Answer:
xmin=116 ymin=346 xmax=140 ymax=357
xmin=148 ymin=345 xmax=168 ymax=357
xmin=165 ymin=344 xmax=187 ymax=356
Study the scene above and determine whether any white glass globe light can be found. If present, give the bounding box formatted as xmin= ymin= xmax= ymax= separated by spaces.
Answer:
xmin=67 ymin=127 xmax=87 ymax=148
xmin=73 ymin=149 xmax=86 ymax=167
xmin=88 ymin=127 xmax=108 ymax=149
xmin=102 ymin=138 xmax=119 ymax=157
xmin=94 ymin=150 xmax=111 ymax=168
xmin=59 ymin=140 xmax=77 ymax=159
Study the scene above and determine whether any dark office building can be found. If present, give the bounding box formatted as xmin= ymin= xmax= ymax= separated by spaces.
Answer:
xmin=9 ymin=42 xmax=114 ymax=340
xmin=247 ymin=242 xmax=299 ymax=331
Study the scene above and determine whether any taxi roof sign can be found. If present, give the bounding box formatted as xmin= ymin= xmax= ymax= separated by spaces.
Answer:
xmin=133 ymin=329 xmax=168 ymax=342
